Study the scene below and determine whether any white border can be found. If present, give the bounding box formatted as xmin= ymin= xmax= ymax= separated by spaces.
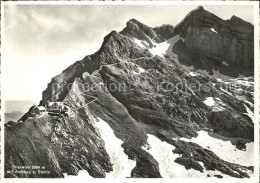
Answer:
xmin=1 ymin=1 xmax=259 ymax=183
xmin=1 ymin=1 xmax=6 ymax=181
xmin=254 ymin=1 xmax=260 ymax=183
xmin=0 ymin=0 xmax=259 ymax=5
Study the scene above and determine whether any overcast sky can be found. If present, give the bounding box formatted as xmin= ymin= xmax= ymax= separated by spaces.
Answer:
xmin=3 ymin=4 xmax=254 ymax=102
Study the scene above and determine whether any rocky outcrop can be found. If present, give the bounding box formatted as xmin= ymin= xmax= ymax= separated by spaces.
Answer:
xmin=5 ymin=111 xmax=113 ymax=178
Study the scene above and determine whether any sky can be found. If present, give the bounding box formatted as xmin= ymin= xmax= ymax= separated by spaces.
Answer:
xmin=3 ymin=4 xmax=254 ymax=102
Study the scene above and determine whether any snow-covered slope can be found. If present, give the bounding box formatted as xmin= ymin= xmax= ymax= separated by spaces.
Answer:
xmin=180 ymin=131 xmax=254 ymax=167
xmin=93 ymin=117 xmax=136 ymax=178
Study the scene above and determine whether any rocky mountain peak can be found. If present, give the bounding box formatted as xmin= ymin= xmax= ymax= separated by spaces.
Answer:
xmin=121 ymin=18 xmax=176 ymax=45
xmin=174 ymin=6 xmax=223 ymax=37
xmin=197 ymin=5 xmax=204 ymax=11
xmin=103 ymin=30 xmax=120 ymax=40
xmin=99 ymin=30 xmax=122 ymax=51
xmin=127 ymin=18 xmax=147 ymax=28
xmin=121 ymin=18 xmax=164 ymax=45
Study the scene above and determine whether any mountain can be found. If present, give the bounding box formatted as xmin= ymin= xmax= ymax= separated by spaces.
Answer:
xmin=5 ymin=6 xmax=254 ymax=178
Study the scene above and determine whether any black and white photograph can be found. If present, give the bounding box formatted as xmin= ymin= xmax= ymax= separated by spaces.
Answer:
xmin=1 ymin=1 xmax=259 ymax=181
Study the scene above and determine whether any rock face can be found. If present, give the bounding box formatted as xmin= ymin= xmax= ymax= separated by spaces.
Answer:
xmin=5 ymin=6 xmax=254 ymax=179
xmin=173 ymin=6 xmax=254 ymax=77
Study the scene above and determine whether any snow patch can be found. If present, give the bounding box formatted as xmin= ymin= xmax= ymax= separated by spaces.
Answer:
xmin=203 ymin=97 xmax=215 ymax=107
xmin=244 ymin=104 xmax=254 ymax=123
xmin=215 ymin=97 xmax=221 ymax=101
xmin=140 ymin=35 xmax=184 ymax=59
xmin=210 ymin=28 xmax=218 ymax=33
xmin=212 ymin=98 xmax=226 ymax=112
xmin=143 ymin=134 xmax=206 ymax=177
xmin=233 ymin=79 xmax=254 ymax=86
xmin=133 ymin=67 xmax=145 ymax=75
xmin=93 ymin=117 xmax=136 ymax=178
xmin=244 ymin=100 xmax=253 ymax=107
xmin=222 ymin=61 xmax=229 ymax=66
xmin=189 ymin=72 xmax=200 ymax=76
xmin=143 ymin=134 xmax=179 ymax=178
xmin=220 ymin=88 xmax=232 ymax=96
xmin=134 ymin=35 xmax=186 ymax=66
xmin=180 ymin=131 xmax=254 ymax=167
xmin=133 ymin=39 xmax=148 ymax=49
xmin=148 ymin=40 xmax=171 ymax=57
